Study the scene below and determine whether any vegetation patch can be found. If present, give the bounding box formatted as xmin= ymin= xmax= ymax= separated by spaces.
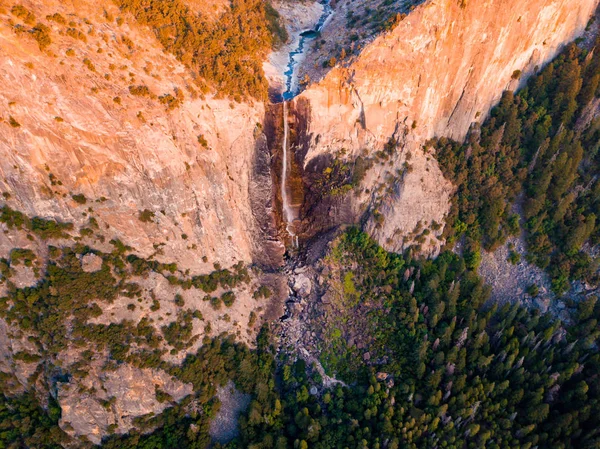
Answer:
xmin=434 ymin=39 xmax=600 ymax=293
xmin=112 ymin=0 xmax=286 ymax=100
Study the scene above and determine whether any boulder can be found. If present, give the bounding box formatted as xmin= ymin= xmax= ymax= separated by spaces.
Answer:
xmin=293 ymin=273 xmax=312 ymax=297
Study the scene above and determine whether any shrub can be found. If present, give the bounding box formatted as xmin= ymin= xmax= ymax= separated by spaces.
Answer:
xmin=11 ymin=5 xmax=36 ymax=25
xmin=46 ymin=13 xmax=66 ymax=24
xmin=158 ymin=93 xmax=181 ymax=110
xmin=507 ymin=250 xmax=521 ymax=265
xmin=253 ymin=285 xmax=272 ymax=300
xmin=66 ymin=27 xmax=87 ymax=42
xmin=30 ymin=23 xmax=52 ymax=50
xmin=138 ymin=209 xmax=155 ymax=223
xmin=83 ymin=58 xmax=96 ymax=72
xmin=150 ymin=299 xmax=160 ymax=311
xmin=71 ymin=194 xmax=87 ymax=204
xmin=8 ymin=116 xmax=21 ymax=128
xmin=221 ymin=291 xmax=236 ymax=307
xmin=197 ymin=134 xmax=208 ymax=147
xmin=174 ymin=294 xmax=184 ymax=307
xmin=129 ymin=85 xmax=152 ymax=97
xmin=526 ymin=284 xmax=539 ymax=297
xmin=10 ymin=248 xmax=37 ymax=266
xmin=210 ymin=296 xmax=222 ymax=310
xmin=154 ymin=387 xmax=172 ymax=403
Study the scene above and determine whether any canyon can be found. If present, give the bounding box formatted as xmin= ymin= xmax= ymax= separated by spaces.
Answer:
xmin=0 ymin=0 xmax=598 ymax=445
xmin=290 ymin=0 xmax=599 ymax=254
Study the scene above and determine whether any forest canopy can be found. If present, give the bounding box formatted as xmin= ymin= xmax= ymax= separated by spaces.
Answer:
xmin=434 ymin=37 xmax=600 ymax=293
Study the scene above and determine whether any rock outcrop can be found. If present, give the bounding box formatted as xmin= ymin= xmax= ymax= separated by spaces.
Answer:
xmin=58 ymin=365 xmax=193 ymax=445
xmin=297 ymin=0 xmax=599 ymax=254
xmin=0 ymin=1 xmax=282 ymax=443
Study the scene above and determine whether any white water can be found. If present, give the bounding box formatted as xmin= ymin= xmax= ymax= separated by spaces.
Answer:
xmin=280 ymin=1 xmax=333 ymax=247
xmin=281 ymin=101 xmax=297 ymax=246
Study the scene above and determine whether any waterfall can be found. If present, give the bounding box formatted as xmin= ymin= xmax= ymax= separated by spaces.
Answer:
xmin=279 ymin=0 xmax=333 ymax=248
xmin=281 ymin=101 xmax=298 ymax=247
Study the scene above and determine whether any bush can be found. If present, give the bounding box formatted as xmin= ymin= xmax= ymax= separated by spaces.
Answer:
xmin=526 ymin=283 xmax=539 ymax=297
xmin=46 ymin=13 xmax=66 ymax=24
xmin=221 ymin=291 xmax=236 ymax=307
xmin=129 ymin=85 xmax=152 ymax=97
xmin=30 ymin=23 xmax=52 ymax=51
xmin=174 ymin=294 xmax=184 ymax=307
xmin=66 ymin=27 xmax=87 ymax=42
xmin=197 ymin=134 xmax=208 ymax=147
xmin=71 ymin=194 xmax=87 ymax=205
xmin=11 ymin=5 xmax=35 ymax=25
xmin=507 ymin=250 xmax=521 ymax=265
xmin=83 ymin=58 xmax=96 ymax=72
xmin=253 ymin=285 xmax=272 ymax=300
xmin=138 ymin=209 xmax=155 ymax=223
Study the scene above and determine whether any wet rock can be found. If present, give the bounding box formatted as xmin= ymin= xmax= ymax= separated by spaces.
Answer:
xmin=535 ymin=296 xmax=550 ymax=313
xmin=287 ymin=302 xmax=303 ymax=316
xmin=294 ymin=266 xmax=308 ymax=274
xmin=310 ymin=386 xmax=318 ymax=395
xmin=321 ymin=291 xmax=334 ymax=304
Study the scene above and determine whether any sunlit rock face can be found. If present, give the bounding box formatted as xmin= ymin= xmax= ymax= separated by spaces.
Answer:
xmin=0 ymin=1 xmax=282 ymax=443
xmin=299 ymin=0 xmax=598 ymax=255
xmin=0 ymin=0 xmax=282 ymax=273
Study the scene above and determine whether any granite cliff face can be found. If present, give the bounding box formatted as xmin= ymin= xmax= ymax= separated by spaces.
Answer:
xmin=296 ymin=0 xmax=599 ymax=254
xmin=0 ymin=0 xmax=281 ymax=273
xmin=0 ymin=0 xmax=283 ymax=443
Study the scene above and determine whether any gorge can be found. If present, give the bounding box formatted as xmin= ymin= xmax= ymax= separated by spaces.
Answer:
xmin=0 ymin=0 xmax=599 ymax=447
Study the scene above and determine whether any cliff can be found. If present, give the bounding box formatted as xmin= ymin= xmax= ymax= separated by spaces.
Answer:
xmin=0 ymin=0 xmax=598 ymax=444
xmin=0 ymin=1 xmax=284 ymax=443
xmin=298 ymin=0 xmax=599 ymax=254
xmin=0 ymin=0 xmax=281 ymax=273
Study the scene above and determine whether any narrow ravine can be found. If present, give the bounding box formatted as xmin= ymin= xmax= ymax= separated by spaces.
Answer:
xmin=281 ymin=0 xmax=333 ymax=101
xmin=277 ymin=1 xmax=346 ymax=390
xmin=280 ymin=101 xmax=299 ymax=247
xmin=280 ymin=1 xmax=333 ymax=247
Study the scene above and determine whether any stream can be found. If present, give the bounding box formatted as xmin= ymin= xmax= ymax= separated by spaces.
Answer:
xmin=281 ymin=0 xmax=332 ymax=101
xmin=280 ymin=0 xmax=333 ymax=246
xmin=277 ymin=0 xmax=346 ymax=390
